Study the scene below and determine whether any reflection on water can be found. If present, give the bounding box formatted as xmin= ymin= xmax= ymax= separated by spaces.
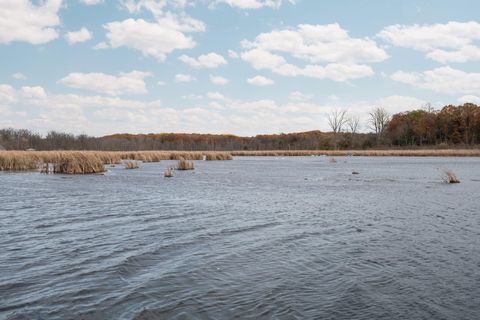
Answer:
xmin=1 ymin=157 xmax=479 ymax=319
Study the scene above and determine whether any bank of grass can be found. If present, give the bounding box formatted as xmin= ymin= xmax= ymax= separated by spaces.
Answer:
xmin=1 ymin=149 xmax=479 ymax=173
xmin=205 ymin=152 xmax=233 ymax=160
xmin=230 ymin=149 xmax=480 ymax=157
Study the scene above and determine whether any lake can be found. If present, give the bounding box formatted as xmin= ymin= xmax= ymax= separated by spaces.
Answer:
xmin=1 ymin=156 xmax=479 ymax=319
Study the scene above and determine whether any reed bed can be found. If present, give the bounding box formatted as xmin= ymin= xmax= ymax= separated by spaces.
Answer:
xmin=176 ymin=158 xmax=195 ymax=170
xmin=124 ymin=161 xmax=139 ymax=169
xmin=230 ymin=149 xmax=480 ymax=157
xmin=205 ymin=152 xmax=233 ymax=160
xmin=53 ymin=152 xmax=105 ymax=174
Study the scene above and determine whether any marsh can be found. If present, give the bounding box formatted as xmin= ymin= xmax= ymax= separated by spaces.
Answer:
xmin=1 ymin=157 xmax=479 ymax=319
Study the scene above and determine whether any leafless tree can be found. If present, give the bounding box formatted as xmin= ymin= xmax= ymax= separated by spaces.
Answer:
xmin=368 ymin=107 xmax=390 ymax=146
xmin=346 ymin=115 xmax=360 ymax=134
xmin=368 ymin=107 xmax=390 ymax=135
xmin=327 ymin=109 xmax=348 ymax=134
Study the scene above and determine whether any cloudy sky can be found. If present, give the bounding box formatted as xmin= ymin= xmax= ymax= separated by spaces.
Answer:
xmin=0 ymin=0 xmax=479 ymax=136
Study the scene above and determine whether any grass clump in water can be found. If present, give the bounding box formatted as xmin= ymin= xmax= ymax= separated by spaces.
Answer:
xmin=176 ymin=158 xmax=194 ymax=170
xmin=164 ymin=167 xmax=173 ymax=177
xmin=442 ymin=169 xmax=460 ymax=184
xmin=124 ymin=161 xmax=139 ymax=169
xmin=53 ymin=152 xmax=105 ymax=174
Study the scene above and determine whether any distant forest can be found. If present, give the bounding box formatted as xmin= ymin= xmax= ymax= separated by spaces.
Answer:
xmin=1 ymin=103 xmax=479 ymax=151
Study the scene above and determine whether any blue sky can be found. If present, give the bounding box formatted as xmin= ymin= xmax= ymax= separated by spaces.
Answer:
xmin=0 ymin=0 xmax=479 ymax=136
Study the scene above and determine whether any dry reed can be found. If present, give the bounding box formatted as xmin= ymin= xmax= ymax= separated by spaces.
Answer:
xmin=176 ymin=158 xmax=195 ymax=170
xmin=230 ymin=149 xmax=480 ymax=157
xmin=164 ymin=167 xmax=173 ymax=177
xmin=442 ymin=169 xmax=460 ymax=184
xmin=124 ymin=161 xmax=139 ymax=169
xmin=205 ymin=152 xmax=233 ymax=160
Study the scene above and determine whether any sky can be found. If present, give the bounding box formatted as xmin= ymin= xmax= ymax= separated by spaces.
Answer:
xmin=0 ymin=0 xmax=479 ymax=136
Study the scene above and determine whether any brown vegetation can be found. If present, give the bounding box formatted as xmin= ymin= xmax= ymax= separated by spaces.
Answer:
xmin=176 ymin=158 xmax=195 ymax=170
xmin=230 ymin=149 xmax=480 ymax=157
xmin=205 ymin=152 xmax=233 ymax=160
xmin=442 ymin=169 xmax=460 ymax=184
xmin=124 ymin=161 xmax=139 ymax=169
xmin=164 ymin=167 xmax=173 ymax=177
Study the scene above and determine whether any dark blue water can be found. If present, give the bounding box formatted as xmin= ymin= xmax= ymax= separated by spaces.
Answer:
xmin=1 ymin=157 xmax=480 ymax=319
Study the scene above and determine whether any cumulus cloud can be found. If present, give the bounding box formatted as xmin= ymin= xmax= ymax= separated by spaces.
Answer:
xmin=175 ymin=74 xmax=196 ymax=82
xmin=241 ymin=24 xmax=386 ymax=81
xmin=206 ymin=92 xmax=225 ymax=100
xmin=58 ymin=71 xmax=152 ymax=96
xmin=209 ymin=75 xmax=229 ymax=85
xmin=288 ymin=91 xmax=312 ymax=101
xmin=378 ymin=21 xmax=480 ymax=63
xmin=391 ymin=67 xmax=480 ymax=94
xmin=179 ymin=52 xmax=227 ymax=68
xmin=213 ymin=0 xmax=289 ymax=9
xmin=102 ymin=18 xmax=199 ymax=61
xmin=0 ymin=0 xmax=62 ymax=45
xmin=81 ymin=0 xmax=103 ymax=4
xmin=65 ymin=27 xmax=92 ymax=44
xmin=458 ymin=95 xmax=480 ymax=104
xmin=247 ymin=75 xmax=274 ymax=86
xmin=12 ymin=73 xmax=27 ymax=80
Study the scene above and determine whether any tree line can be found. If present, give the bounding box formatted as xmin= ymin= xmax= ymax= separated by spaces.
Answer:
xmin=1 ymin=103 xmax=479 ymax=151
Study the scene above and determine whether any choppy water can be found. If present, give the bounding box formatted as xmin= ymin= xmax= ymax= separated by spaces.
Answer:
xmin=1 ymin=156 xmax=480 ymax=320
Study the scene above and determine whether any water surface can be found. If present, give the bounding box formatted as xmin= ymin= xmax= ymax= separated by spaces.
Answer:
xmin=1 ymin=157 xmax=479 ymax=319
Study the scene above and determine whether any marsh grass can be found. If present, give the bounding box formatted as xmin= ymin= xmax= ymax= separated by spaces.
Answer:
xmin=176 ymin=158 xmax=195 ymax=170
xmin=124 ymin=161 xmax=139 ymax=169
xmin=164 ymin=167 xmax=173 ymax=177
xmin=231 ymin=149 xmax=480 ymax=157
xmin=205 ymin=152 xmax=233 ymax=160
xmin=442 ymin=169 xmax=460 ymax=184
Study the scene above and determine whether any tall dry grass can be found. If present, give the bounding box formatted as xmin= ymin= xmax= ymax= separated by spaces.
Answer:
xmin=230 ymin=149 xmax=480 ymax=157
xmin=176 ymin=158 xmax=195 ymax=170
xmin=205 ymin=152 xmax=233 ymax=160
xmin=442 ymin=169 xmax=460 ymax=184
xmin=124 ymin=161 xmax=139 ymax=169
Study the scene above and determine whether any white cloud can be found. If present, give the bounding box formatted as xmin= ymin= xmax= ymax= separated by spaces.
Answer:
xmin=209 ymin=75 xmax=229 ymax=85
xmin=58 ymin=71 xmax=152 ymax=96
xmin=65 ymin=27 xmax=92 ymax=44
xmin=391 ymin=67 xmax=480 ymax=95
xmin=288 ymin=91 xmax=311 ymax=101
xmin=377 ymin=95 xmax=427 ymax=114
xmin=102 ymin=17 xmax=202 ymax=61
xmin=80 ymin=0 xmax=103 ymax=4
xmin=0 ymin=0 xmax=62 ymax=45
xmin=0 ymin=84 xmax=17 ymax=104
xmin=458 ymin=95 xmax=480 ymax=104
xmin=228 ymin=49 xmax=239 ymax=59
xmin=206 ymin=92 xmax=225 ymax=100
xmin=12 ymin=73 xmax=27 ymax=80
xmin=20 ymin=86 xmax=47 ymax=99
xmin=175 ymin=74 xmax=196 ymax=82
xmin=157 ymin=81 xmax=166 ymax=86
xmin=213 ymin=0 xmax=285 ymax=9
xmin=179 ymin=52 xmax=227 ymax=68
xmin=241 ymin=24 xmax=386 ymax=81
xmin=247 ymin=75 xmax=274 ymax=86
xmin=378 ymin=21 xmax=480 ymax=63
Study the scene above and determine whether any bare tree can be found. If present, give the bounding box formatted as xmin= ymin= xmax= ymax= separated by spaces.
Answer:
xmin=368 ymin=106 xmax=390 ymax=145
xmin=327 ymin=109 xmax=348 ymax=134
xmin=368 ymin=107 xmax=390 ymax=135
xmin=327 ymin=108 xmax=347 ymax=149
xmin=346 ymin=115 xmax=360 ymax=134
